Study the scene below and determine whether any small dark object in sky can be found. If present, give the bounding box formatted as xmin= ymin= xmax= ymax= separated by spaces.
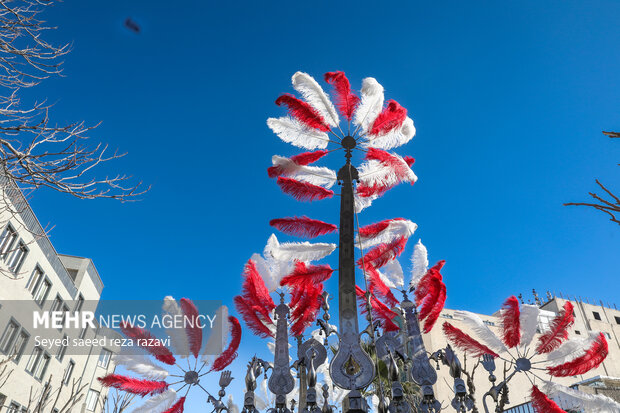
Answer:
xmin=124 ymin=18 xmax=140 ymax=33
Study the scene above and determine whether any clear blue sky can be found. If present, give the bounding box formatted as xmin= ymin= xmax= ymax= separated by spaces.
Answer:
xmin=25 ymin=0 xmax=619 ymax=408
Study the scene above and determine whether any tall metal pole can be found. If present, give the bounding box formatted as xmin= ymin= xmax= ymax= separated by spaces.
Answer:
xmin=329 ymin=137 xmax=375 ymax=406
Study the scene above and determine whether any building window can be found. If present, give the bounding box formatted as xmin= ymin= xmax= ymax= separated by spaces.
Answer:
xmin=11 ymin=329 xmax=29 ymax=362
xmin=575 ymin=330 xmax=581 ymax=335
xmin=26 ymin=347 xmax=51 ymax=380
xmin=63 ymin=360 xmax=75 ymax=385
xmin=0 ymin=224 xmax=17 ymax=257
xmin=50 ymin=295 xmax=64 ymax=313
xmin=593 ymin=311 xmax=601 ymax=321
xmin=615 ymin=316 xmax=620 ymax=325
xmin=483 ymin=320 xmax=495 ymax=326
xmin=85 ymin=389 xmax=100 ymax=411
xmin=0 ymin=320 xmax=19 ymax=354
xmin=98 ymin=348 xmax=112 ymax=369
xmin=604 ymin=332 xmax=612 ymax=339
xmin=33 ymin=278 xmax=51 ymax=306
xmin=26 ymin=266 xmax=44 ymax=293
xmin=7 ymin=240 xmax=28 ymax=273
xmin=0 ymin=394 xmax=6 ymax=411
xmin=57 ymin=335 xmax=68 ymax=361
xmin=75 ymin=294 xmax=85 ymax=313
xmin=7 ymin=402 xmax=20 ymax=413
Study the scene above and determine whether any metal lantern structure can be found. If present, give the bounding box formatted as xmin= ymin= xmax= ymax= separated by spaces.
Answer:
xmin=97 ymin=72 xmax=613 ymax=413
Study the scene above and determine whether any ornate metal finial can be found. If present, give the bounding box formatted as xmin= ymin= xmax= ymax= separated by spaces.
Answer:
xmin=532 ymin=289 xmax=541 ymax=306
xmin=517 ymin=293 xmax=524 ymax=304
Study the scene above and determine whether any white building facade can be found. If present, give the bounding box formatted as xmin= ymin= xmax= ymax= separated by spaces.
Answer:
xmin=0 ymin=180 xmax=116 ymax=413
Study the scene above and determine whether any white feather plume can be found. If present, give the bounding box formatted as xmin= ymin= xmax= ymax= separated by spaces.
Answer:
xmin=543 ymin=381 xmax=620 ymax=413
xmin=377 ymin=259 xmax=404 ymax=289
xmin=292 ymin=72 xmax=339 ymax=127
xmin=358 ymin=154 xmax=417 ymax=188
xmin=409 ymin=240 xmax=429 ymax=289
xmin=267 ymin=117 xmax=329 ymax=150
xmin=545 ymin=332 xmax=600 ymax=365
xmin=354 ymin=193 xmax=378 ymax=213
xmin=518 ymin=304 xmax=540 ymax=349
xmin=113 ymin=352 xmax=170 ymax=380
xmin=269 ymin=237 xmax=337 ymax=262
xmin=162 ymin=296 xmax=190 ymax=359
xmin=353 ymin=77 xmax=384 ymax=133
xmin=132 ymin=389 xmax=177 ymax=413
xmin=356 ymin=219 xmax=417 ymax=249
xmin=202 ymin=305 xmax=229 ymax=364
xmin=270 ymin=155 xmax=336 ymax=188
xmin=454 ymin=310 xmax=508 ymax=354
xmin=363 ymin=117 xmax=415 ymax=150
xmin=251 ymin=235 xmax=295 ymax=292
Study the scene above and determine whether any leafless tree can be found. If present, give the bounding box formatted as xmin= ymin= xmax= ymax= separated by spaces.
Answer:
xmin=565 ymin=131 xmax=619 ymax=225
xmin=0 ymin=0 xmax=147 ymax=279
xmin=100 ymin=389 xmax=135 ymax=413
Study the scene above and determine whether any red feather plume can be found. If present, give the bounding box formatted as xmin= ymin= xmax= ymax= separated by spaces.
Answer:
xmin=547 ymin=332 xmax=608 ymax=377
xmin=275 ymin=94 xmax=330 ymax=131
xmin=180 ymin=298 xmax=202 ymax=358
xmin=267 ymin=150 xmax=329 ymax=178
xmin=233 ymin=296 xmax=273 ymax=338
xmin=369 ymin=100 xmax=407 ymax=136
xmin=535 ymin=301 xmax=575 ymax=354
xmin=241 ymin=259 xmax=275 ymax=319
xmin=163 ymin=397 xmax=186 ymax=413
xmin=366 ymin=148 xmax=415 ymax=185
xmin=98 ymin=374 xmax=168 ymax=396
xmin=291 ymin=150 xmax=329 ymax=165
xmin=500 ymin=296 xmax=521 ymax=348
xmin=270 ymin=216 xmax=337 ymax=238
xmin=414 ymin=260 xmax=445 ymax=305
xmin=403 ymin=156 xmax=415 ymax=167
xmin=280 ymin=261 xmax=334 ymax=287
xmin=290 ymin=283 xmax=323 ymax=336
xmin=209 ymin=316 xmax=242 ymax=372
xmin=421 ymin=281 xmax=446 ymax=333
xmin=355 ymin=286 xmax=400 ymax=332
xmin=365 ymin=265 xmax=399 ymax=308
xmin=324 ymin=71 xmax=360 ymax=121
xmin=120 ymin=323 xmax=176 ymax=365
xmin=443 ymin=322 xmax=500 ymax=358
xmin=358 ymin=218 xmax=406 ymax=238
xmin=277 ymin=177 xmax=334 ymax=202
xmin=530 ymin=386 xmax=565 ymax=413
xmin=356 ymin=181 xmax=394 ymax=198
xmin=357 ymin=236 xmax=407 ymax=270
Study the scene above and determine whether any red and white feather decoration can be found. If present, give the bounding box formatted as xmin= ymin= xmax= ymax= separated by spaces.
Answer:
xmin=292 ymin=72 xmax=339 ymax=127
xmin=180 ymin=298 xmax=202 ymax=359
xmin=355 ymin=286 xmax=400 ymax=332
xmin=275 ymin=94 xmax=330 ymax=132
xmin=98 ymin=374 xmax=169 ymax=396
xmin=535 ymin=301 xmax=575 ymax=354
xmin=277 ymin=177 xmax=334 ymax=202
xmin=291 ymin=150 xmax=329 ymax=166
xmin=164 ymin=397 xmax=186 ymax=413
xmin=530 ymin=385 xmax=565 ymax=413
xmin=365 ymin=265 xmax=399 ymax=308
xmin=324 ymin=71 xmax=359 ymax=121
xmin=240 ymin=259 xmax=276 ymax=319
xmin=268 ymin=155 xmax=336 ymax=188
xmin=269 ymin=238 xmax=336 ymax=262
xmin=500 ymin=296 xmax=521 ymax=348
xmin=420 ymin=280 xmax=446 ymax=334
xmin=270 ymin=216 xmax=337 ymax=238
xmin=357 ymin=236 xmax=408 ymax=270
xmin=547 ymin=332 xmax=608 ymax=377
xmin=353 ymin=77 xmax=384 ymax=133
xmin=280 ymin=261 xmax=334 ymax=288
xmin=209 ymin=316 xmax=242 ymax=372
xmin=267 ymin=117 xmax=329 ymax=150
xmin=233 ymin=296 xmax=274 ymax=338
xmin=120 ymin=323 xmax=176 ymax=365
xmin=357 ymin=218 xmax=417 ymax=249
xmin=364 ymin=117 xmax=415 ymax=151
xmin=442 ymin=322 xmax=500 ymax=358
xmin=409 ymin=239 xmax=429 ymax=290
xmin=290 ymin=282 xmax=324 ymax=337
xmin=369 ymin=100 xmax=407 ymax=136
xmin=414 ymin=260 xmax=445 ymax=305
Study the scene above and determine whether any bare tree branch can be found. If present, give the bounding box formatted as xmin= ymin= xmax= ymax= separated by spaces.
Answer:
xmin=565 ymin=132 xmax=619 ymax=226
